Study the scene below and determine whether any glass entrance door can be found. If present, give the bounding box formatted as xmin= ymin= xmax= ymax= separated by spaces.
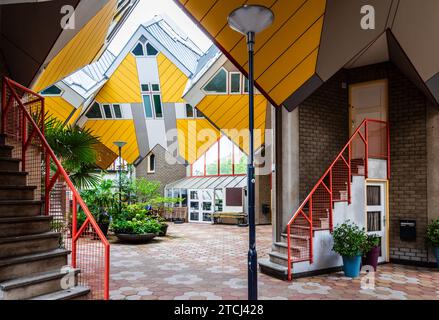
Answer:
xmin=188 ymin=189 xmax=214 ymax=223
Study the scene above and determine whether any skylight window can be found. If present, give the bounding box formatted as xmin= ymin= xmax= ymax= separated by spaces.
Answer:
xmin=203 ymin=68 xmax=227 ymax=94
xmin=41 ymin=85 xmax=62 ymax=96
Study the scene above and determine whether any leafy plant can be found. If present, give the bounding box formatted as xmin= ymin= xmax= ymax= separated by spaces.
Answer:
xmin=362 ymin=234 xmax=380 ymax=255
xmin=111 ymin=203 xmax=161 ymax=234
xmin=426 ymin=219 xmax=439 ymax=247
xmin=80 ymin=178 xmax=116 ymax=224
xmin=332 ymin=221 xmax=367 ymax=257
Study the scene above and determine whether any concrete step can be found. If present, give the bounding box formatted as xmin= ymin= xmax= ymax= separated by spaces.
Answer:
xmin=0 ymin=145 xmax=13 ymax=158
xmin=0 ymin=157 xmax=20 ymax=171
xmin=269 ymin=251 xmax=294 ymax=267
xmin=280 ymin=233 xmax=310 ymax=247
xmin=0 ymin=232 xmax=61 ymax=259
xmin=0 ymin=185 xmax=36 ymax=201
xmin=258 ymin=258 xmax=288 ymax=280
xmin=273 ymin=241 xmax=308 ymax=256
xmin=0 ymin=215 xmax=50 ymax=237
xmin=30 ymin=285 xmax=90 ymax=300
xmin=0 ymin=200 xmax=42 ymax=218
xmin=0 ymin=248 xmax=69 ymax=282
xmin=0 ymin=268 xmax=80 ymax=300
xmin=0 ymin=170 xmax=27 ymax=186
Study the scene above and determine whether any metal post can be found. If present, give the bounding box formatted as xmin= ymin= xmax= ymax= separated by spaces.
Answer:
xmin=246 ymin=31 xmax=257 ymax=301
xmin=119 ymin=146 xmax=122 ymax=215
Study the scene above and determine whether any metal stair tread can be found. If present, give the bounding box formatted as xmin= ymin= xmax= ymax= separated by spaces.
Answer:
xmin=29 ymin=285 xmax=90 ymax=300
xmin=0 ymin=215 xmax=50 ymax=224
xmin=0 ymin=231 xmax=60 ymax=244
xmin=0 ymin=248 xmax=70 ymax=267
xmin=258 ymin=259 xmax=288 ymax=274
xmin=0 ymin=268 xmax=80 ymax=290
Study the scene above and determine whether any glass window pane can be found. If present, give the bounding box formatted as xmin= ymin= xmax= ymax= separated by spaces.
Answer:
xmin=214 ymin=189 xmax=223 ymax=212
xmin=113 ymin=104 xmax=122 ymax=118
xmin=202 ymin=202 xmax=212 ymax=211
xmin=153 ymin=95 xmax=163 ymax=118
xmin=146 ymin=43 xmax=158 ymax=56
xmin=192 ymin=156 xmax=204 ymax=176
xmin=132 ymin=43 xmax=144 ymax=56
xmin=103 ymin=104 xmax=112 ymax=118
xmin=367 ymin=211 xmax=381 ymax=231
xmin=234 ymin=145 xmax=247 ymax=174
xmin=220 ymin=136 xmax=233 ymax=175
xmin=186 ymin=104 xmax=194 ymax=118
xmin=41 ymin=85 xmax=62 ymax=95
xmin=367 ymin=186 xmax=381 ymax=205
xmin=190 ymin=202 xmax=199 ymax=210
xmin=202 ymin=190 xmax=213 ymax=201
xmin=230 ymin=73 xmax=241 ymax=93
xmin=206 ymin=142 xmax=219 ymax=175
xmin=190 ymin=190 xmax=199 ymax=200
xmin=203 ymin=69 xmax=227 ymax=93
xmin=243 ymin=77 xmax=249 ymax=93
xmin=142 ymin=95 xmax=153 ymax=118
xmin=152 ymin=84 xmax=160 ymax=92
xmin=195 ymin=109 xmax=204 ymax=118
xmin=181 ymin=189 xmax=187 ymax=207
xmin=141 ymin=84 xmax=149 ymax=92
xmin=190 ymin=211 xmax=199 ymax=220
xmin=202 ymin=212 xmax=211 ymax=222
xmin=85 ymin=102 xmax=102 ymax=118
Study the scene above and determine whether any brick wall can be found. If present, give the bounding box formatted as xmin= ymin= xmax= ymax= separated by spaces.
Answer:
xmin=298 ymin=71 xmax=349 ymax=200
xmin=135 ymin=144 xmax=187 ymax=195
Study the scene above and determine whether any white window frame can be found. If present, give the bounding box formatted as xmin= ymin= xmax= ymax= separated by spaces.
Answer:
xmin=131 ymin=41 xmax=145 ymax=57
xmin=202 ymin=67 xmax=229 ymax=95
xmin=145 ymin=42 xmax=159 ymax=57
xmin=147 ymin=153 xmax=155 ymax=173
xmin=185 ymin=104 xmax=195 ymax=118
xmin=40 ymin=85 xmax=63 ymax=97
xmin=229 ymin=72 xmax=242 ymax=94
xmin=242 ymin=76 xmax=249 ymax=94
xmin=141 ymin=83 xmax=163 ymax=119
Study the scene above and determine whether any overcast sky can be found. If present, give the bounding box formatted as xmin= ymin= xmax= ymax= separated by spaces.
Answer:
xmin=108 ymin=0 xmax=213 ymax=55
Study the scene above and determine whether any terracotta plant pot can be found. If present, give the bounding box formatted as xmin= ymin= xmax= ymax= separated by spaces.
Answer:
xmin=362 ymin=245 xmax=380 ymax=271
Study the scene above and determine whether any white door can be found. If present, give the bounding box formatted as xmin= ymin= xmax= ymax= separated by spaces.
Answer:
xmin=188 ymin=189 xmax=213 ymax=223
xmin=366 ymin=182 xmax=388 ymax=262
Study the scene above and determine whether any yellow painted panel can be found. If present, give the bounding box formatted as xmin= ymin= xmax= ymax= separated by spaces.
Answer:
xmin=257 ymin=16 xmax=323 ymax=92
xmin=176 ymin=119 xmax=220 ymax=163
xmin=157 ymin=53 xmax=188 ymax=103
xmin=96 ymin=54 xmax=141 ymax=103
xmin=195 ymin=94 xmax=267 ymax=152
xmin=44 ymin=97 xmax=75 ymax=122
xmin=84 ymin=119 xmax=139 ymax=163
xmin=33 ymin=0 xmax=117 ymax=91
xmin=269 ymin=48 xmax=319 ymax=104
xmin=185 ymin=0 xmax=215 ymax=20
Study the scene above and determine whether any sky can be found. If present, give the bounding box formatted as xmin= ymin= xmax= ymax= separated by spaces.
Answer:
xmin=108 ymin=0 xmax=213 ymax=55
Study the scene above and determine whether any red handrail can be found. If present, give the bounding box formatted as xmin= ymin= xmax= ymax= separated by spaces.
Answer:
xmin=286 ymin=118 xmax=389 ymax=281
xmin=1 ymin=77 xmax=110 ymax=300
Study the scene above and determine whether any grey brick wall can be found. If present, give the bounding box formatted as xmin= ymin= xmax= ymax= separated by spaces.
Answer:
xmin=135 ymin=144 xmax=187 ymax=195
xmin=297 ymin=62 xmax=430 ymax=263
xmin=298 ymin=71 xmax=349 ymax=200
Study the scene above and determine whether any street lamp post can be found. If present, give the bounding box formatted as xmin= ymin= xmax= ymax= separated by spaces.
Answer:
xmin=228 ymin=5 xmax=274 ymax=301
xmin=113 ymin=141 xmax=127 ymax=214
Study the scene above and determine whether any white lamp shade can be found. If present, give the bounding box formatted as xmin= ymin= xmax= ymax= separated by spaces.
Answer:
xmin=228 ymin=5 xmax=274 ymax=35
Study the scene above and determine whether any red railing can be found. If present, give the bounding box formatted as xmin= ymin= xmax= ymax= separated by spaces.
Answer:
xmin=286 ymin=119 xmax=389 ymax=281
xmin=1 ymin=77 xmax=110 ymax=300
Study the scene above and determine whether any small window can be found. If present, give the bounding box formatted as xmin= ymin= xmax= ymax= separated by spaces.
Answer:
xmin=41 ymin=85 xmax=62 ymax=96
xmin=153 ymin=95 xmax=163 ymax=118
xmin=230 ymin=72 xmax=241 ymax=93
xmin=185 ymin=104 xmax=194 ymax=118
xmin=132 ymin=42 xmax=144 ymax=56
xmin=103 ymin=104 xmax=112 ymax=118
xmin=243 ymin=77 xmax=249 ymax=93
xmin=142 ymin=95 xmax=153 ymax=118
xmin=151 ymin=84 xmax=160 ymax=92
xmin=367 ymin=211 xmax=382 ymax=232
xmin=146 ymin=43 xmax=159 ymax=56
xmin=367 ymin=186 xmax=381 ymax=205
xmin=147 ymin=154 xmax=155 ymax=173
xmin=113 ymin=104 xmax=122 ymax=118
xmin=203 ymin=68 xmax=227 ymax=93
xmin=86 ymin=102 xmax=102 ymax=118
xmin=141 ymin=84 xmax=149 ymax=92
xmin=195 ymin=108 xmax=204 ymax=118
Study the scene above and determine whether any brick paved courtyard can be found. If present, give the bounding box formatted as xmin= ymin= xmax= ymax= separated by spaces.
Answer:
xmin=109 ymin=223 xmax=439 ymax=300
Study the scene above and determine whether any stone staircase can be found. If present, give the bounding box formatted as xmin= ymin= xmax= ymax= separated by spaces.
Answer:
xmin=0 ymin=134 xmax=89 ymax=300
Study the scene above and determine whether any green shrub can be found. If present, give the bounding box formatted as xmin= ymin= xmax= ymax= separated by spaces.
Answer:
xmin=111 ymin=203 xmax=161 ymax=234
xmin=426 ymin=219 xmax=439 ymax=247
xmin=332 ymin=221 xmax=367 ymax=257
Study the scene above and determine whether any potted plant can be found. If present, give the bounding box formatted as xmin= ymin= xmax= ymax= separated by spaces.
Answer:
xmin=361 ymin=234 xmax=380 ymax=271
xmin=156 ymin=216 xmax=169 ymax=237
xmin=111 ymin=203 xmax=161 ymax=243
xmin=426 ymin=219 xmax=439 ymax=268
xmin=332 ymin=221 xmax=367 ymax=278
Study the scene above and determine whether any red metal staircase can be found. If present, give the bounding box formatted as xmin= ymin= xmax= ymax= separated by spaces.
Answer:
xmin=260 ymin=119 xmax=389 ymax=280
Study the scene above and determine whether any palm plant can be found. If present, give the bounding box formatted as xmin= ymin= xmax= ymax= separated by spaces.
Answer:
xmin=44 ymin=115 xmax=102 ymax=189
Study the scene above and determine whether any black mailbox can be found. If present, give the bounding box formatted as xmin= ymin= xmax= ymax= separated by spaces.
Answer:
xmin=400 ymin=220 xmax=416 ymax=241
xmin=262 ymin=204 xmax=270 ymax=215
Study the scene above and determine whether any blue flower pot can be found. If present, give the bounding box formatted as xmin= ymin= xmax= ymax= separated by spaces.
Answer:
xmin=342 ymin=255 xmax=362 ymax=278
xmin=434 ymin=247 xmax=439 ymax=268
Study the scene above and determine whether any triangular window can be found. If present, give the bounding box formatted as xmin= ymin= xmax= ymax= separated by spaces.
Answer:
xmin=146 ymin=43 xmax=159 ymax=56
xmin=132 ymin=42 xmax=144 ymax=56
xmin=203 ymin=68 xmax=227 ymax=93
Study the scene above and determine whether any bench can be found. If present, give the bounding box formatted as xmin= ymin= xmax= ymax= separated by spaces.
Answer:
xmin=211 ymin=212 xmax=247 ymax=225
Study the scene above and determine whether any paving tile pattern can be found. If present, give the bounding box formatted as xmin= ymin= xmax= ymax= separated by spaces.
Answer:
xmin=109 ymin=223 xmax=439 ymax=300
